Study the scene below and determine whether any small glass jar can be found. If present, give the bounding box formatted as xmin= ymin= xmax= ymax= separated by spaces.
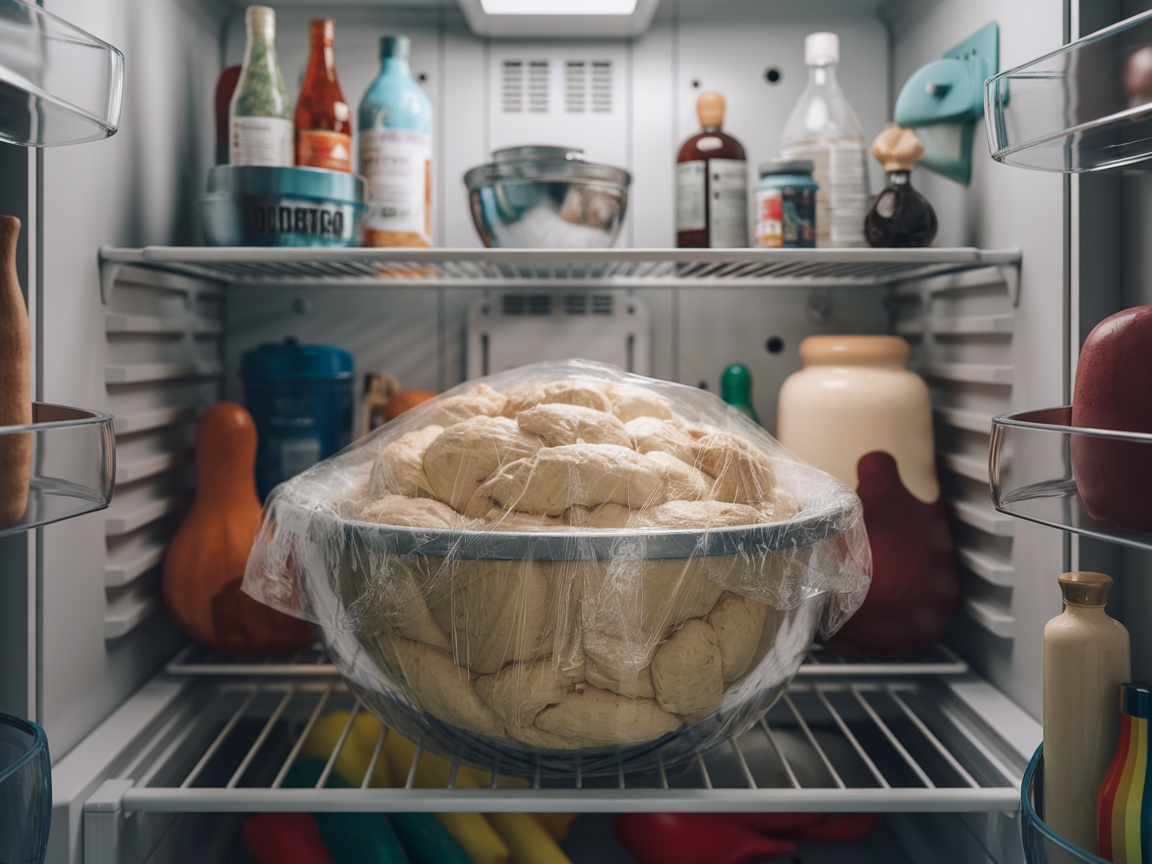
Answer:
xmin=753 ymin=157 xmax=817 ymax=248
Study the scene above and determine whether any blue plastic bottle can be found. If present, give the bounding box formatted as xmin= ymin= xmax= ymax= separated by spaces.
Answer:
xmin=358 ymin=34 xmax=434 ymax=247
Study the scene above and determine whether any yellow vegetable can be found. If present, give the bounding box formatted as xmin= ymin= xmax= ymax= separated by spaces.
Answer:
xmin=487 ymin=812 xmax=572 ymax=864
xmin=300 ymin=711 xmax=393 ymax=789
xmin=383 ymin=737 xmax=569 ymax=864
xmin=534 ymin=813 xmax=578 ymax=842
xmin=382 ymin=733 xmax=509 ymax=864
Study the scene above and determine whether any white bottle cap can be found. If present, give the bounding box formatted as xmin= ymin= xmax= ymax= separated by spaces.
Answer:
xmin=805 ymin=32 xmax=840 ymax=66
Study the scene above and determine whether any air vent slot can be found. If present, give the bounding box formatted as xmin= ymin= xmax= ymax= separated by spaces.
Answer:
xmin=502 ymin=294 xmax=552 ymax=315
xmin=528 ymin=60 xmax=549 ymax=113
xmin=563 ymin=59 xmax=613 ymax=114
xmin=501 ymin=59 xmax=550 ymax=114
xmin=501 ymin=60 xmax=523 ymax=113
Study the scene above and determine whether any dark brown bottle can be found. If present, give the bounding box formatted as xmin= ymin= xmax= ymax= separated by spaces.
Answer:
xmin=676 ymin=91 xmax=748 ymax=248
xmin=865 ymin=124 xmax=937 ymax=248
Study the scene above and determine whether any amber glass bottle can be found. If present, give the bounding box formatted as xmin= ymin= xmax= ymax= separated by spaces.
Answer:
xmin=864 ymin=124 xmax=937 ymax=248
xmin=294 ymin=19 xmax=352 ymax=172
xmin=676 ymin=91 xmax=748 ymax=248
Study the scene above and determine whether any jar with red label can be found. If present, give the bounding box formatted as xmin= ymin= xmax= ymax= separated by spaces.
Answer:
xmin=754 ymin=157 xmax=817 ymax=248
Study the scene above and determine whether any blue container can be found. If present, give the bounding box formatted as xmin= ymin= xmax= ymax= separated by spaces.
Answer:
xmin=0 ymin=712 xmax=51 ymax=864
xmin=242 ymin=340 xmax=354 ymax=499
xmin=1022 ymin=744 xmax=1109 ymax=864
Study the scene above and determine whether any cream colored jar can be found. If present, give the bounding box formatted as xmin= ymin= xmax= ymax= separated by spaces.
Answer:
xmin=776 ymin=335 xmax=939 ymax=503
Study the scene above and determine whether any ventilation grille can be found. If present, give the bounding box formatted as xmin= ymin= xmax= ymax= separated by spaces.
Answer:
xmin=501 ymin=58 xmax=613 ymax=115
xmin=501 ymin=59 xmax=550 ymax=114
xmin=565 ymin=294 xmax=614 ymax=315
xmin=502 ymin=293 xmax=551 ymax=315
xmin=501 ymin=294 xmax=617 ymax=316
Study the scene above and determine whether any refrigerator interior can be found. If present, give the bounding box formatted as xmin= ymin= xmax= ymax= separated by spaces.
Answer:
xmin=15 ymin=0 xmax=1152 ymax=861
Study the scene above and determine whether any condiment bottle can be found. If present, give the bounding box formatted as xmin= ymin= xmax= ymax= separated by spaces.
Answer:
xmin=1043 ymin=571 xmax=1130 ymax=854
xmin=1097 ymin=682 xmax=1152 ymax=863
xmin=676 ymin=91 xmax=748 ymax=248
xmin=295 ymin=19 xmax=352 ymax=172
xmin=229 ymin=6 xmax=293 ymax=168
xmin=358 ymin=35 xmax=434 ymax=248
xmin=864 ymin=124 xmax=937 ymax=248
xmin=720 ymin=362 xmax=760 ymax=424
xmin=781 ymin=32 xmax=870 ymax=248
xmin=753 ymin=157 xmax=817 ymax=248
xmin=214 ymin=64 xmax=241 ymax=165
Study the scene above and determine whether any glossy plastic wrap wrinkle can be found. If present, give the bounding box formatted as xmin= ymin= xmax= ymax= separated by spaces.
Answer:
xmin=242 ymin=359 xmax=870 ymax=774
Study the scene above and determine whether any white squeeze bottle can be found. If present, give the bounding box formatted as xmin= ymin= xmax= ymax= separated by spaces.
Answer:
xmin=781 ymin=32 xmax=870 ymax=247
xmin=1043 ymin=571 xmax=1130 ymax=854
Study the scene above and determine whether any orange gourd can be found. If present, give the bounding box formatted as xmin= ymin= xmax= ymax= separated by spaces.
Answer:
xmin=384 ymin=389 xmax=437 ymax=421
xmin=162 ymin=401 xmax=313 ymax=656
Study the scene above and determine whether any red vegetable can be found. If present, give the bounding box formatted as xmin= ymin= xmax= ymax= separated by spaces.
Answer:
xmin=243 ymin=813 xmax=334 ymax=864
xmin=613 ymin=813 xmax=796 ymax=864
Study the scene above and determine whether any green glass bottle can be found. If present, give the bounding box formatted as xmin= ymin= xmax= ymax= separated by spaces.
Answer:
xmin=721 ymin=363 xmax=760 ymax=424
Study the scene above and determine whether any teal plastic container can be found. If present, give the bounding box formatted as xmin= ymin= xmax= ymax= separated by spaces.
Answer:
xmin=241 ymin=340 xmax=354 ymax=499
xmin=754 ymin=158 xmax=817 ymax=248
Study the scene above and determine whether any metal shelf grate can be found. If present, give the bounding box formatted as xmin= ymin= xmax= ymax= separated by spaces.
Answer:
xmin=165 ymin=642 xmax=969 ymax=679
xmin=99 ymin=246 xmax=1022 ymax=292
xmin=109 ymin=676 xmax=1023 ymax=814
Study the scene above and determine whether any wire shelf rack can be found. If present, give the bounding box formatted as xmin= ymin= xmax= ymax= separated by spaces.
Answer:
xmin=99 ymin=675 xmax=1023 ymax=814
xmin=165 ymin=641 xmax=970 ymax=679
xmin=99 ymin=246 xmax=1021 ymax=294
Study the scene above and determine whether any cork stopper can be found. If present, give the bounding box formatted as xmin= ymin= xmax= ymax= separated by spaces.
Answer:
xmin=1058 ymin=571 xmax=1113 ymax=607
xmin=798 ymin=335 xmax=910 ymax=367
xmin=871 ymin=123 xmax=925 ymax=172
xmin=697 ymin=91 xmax=726 ymax=130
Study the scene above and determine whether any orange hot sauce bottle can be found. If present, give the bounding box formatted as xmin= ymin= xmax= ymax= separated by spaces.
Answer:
xmin=294 ymin=18 xmax=352 ymax=172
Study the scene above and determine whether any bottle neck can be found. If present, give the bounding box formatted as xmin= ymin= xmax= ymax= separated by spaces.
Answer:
xmin=808 ymin=63 xmax=837 ymax=88
xmin=380 ymin=55 xmax=412 ymax=77
xmin=886 ymin=170 xmax=911 ymax=186
xmin=308 ymin=23 xmax=336 ymax=74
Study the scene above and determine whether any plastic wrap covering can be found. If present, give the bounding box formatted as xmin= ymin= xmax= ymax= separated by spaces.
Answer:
xmin=245 ymin=360 xmax=870 ymax=776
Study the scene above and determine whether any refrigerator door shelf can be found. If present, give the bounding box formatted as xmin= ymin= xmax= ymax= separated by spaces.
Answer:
xmin=0 ymin=403 xmax=114 ymax=539
xmin=986 ymin=8 xmax=1152 ymax=173
xmin=990 ymin=406 xmax=1152 ymax=552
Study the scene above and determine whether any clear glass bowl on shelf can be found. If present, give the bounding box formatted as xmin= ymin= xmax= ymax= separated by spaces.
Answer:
xmin=985 ymin=9 xmax=1152 ymax=172
xmin=1021 ymin=745 xmax=1108 ymax=864
xmin=0 ymin=0 xmax=124 ymax=148
xmin=0 ymin=402 xmax=115 ymax=538
xmin=989 ymin=406 xmax=1152 ymax=551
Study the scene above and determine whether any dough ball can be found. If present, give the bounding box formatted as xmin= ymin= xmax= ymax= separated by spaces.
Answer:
xmin=644 ymin=451 xmax=711 ymax=502
xmin=426 ymin=559 xmax=562 ymax=674
xmin=368 ymin=425 xmax=443 ymax=499
xmin=424 ymin=383 xmax=507 ymax=427
xmin=423 ymin=415 xmax=543 ymax=512
xmin=584 ymin=635 xmax=657 ymax=699
xmin=692 ymin=431 xmax=778 ymax=505
xmin=516 ymin=403 xmax=630 ymax=448
xmin=475 ymin=507 xmax=569 ymax=532
xmin=570 ymin=503 xmax=634 ymax=529
xmin=632 ymin=499 xmax=764 ymax=530
xmin=357 ymin=494 xmax=460 ymax=530
xmin=625 ymin=416 xmax=696 ymax=463
xmin=502 ymin=380 xmax=612 ymax=416
xmin=706 ymin=592 xmax=773 ymax=684
xmin=365 ymin=634 xmax=504 ymax=737
xmin=533 ymin=682 xmax=681 ymax=746
xmin=651 ymin=618 xmax=725 ymax=719
xmin=471 ymin=444 xmax=669 ymax=517
xmin=475 ymin=659 xmax=584 ymax=728
xmin=606 ymin=383 xmax=675 ymax=422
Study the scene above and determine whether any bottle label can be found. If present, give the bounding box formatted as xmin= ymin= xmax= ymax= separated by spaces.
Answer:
xmin=359 ymin=130 xmax=432 ymax=240
xmin=230 ymin=116 xmax=293 ymax=167
xmin=676 ymin=161 xmax=706 ymax=232
xmin=755 ymin=184 xmax=816 ymax=248
xmin=297 ymin=130 xmax=352 ymax=172
xmin=707 ymin=159 xmax=748 ymax=248
xmin=783 ymin=139 xmax=869 ymax=247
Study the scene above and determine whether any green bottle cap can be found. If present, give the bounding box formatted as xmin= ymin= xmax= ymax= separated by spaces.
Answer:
xmin=720 ymin=363 xmax=760 ymax=425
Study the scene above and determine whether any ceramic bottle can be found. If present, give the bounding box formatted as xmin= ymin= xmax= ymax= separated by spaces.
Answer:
xmin=0 ymin=216 xmax=30 ymax=528
xmin=776 ymin=335 xmax=958 ymax=655
xmin=1043 ymin=571 xmax=1130 ymax=854
xmin=864 ymin=124 xmax=937 ymax=248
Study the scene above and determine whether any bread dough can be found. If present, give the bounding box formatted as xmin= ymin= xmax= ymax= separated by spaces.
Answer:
xmin=584 ymin=635 xmax=657 ymax=699
xmin=426 ymin=558 xmax=560 ymax=674
xmin=368 ymin=425 xmax=443 ymax=499
xmin=571 ymin=503 xmax=634 ymax=529
xmin=651 ymin=618 xmax=725 ymax=718
xmin=503 ymin=380 xmax=612 ymax=417
xmin=423 ymin=415 xmax=543 ymax=513
xmin=533 ymin=682 xmax=681 ymax=746
xmin=475 ymin=507 xmax=569 ymax=532
xmin=425 ymin=383 xmax=507 ymax=427
xmin=693 ymin=431 xmax=779 ymax=505
xmin=471 ymin=444 xmax=670 ymax=517
xmin=625 ymin=416 xmax=696 ymax=463
xmin=706 ymin=592 xmax=773 ymax=684
xmin=516 ymin=403 xmax=630 ymax=448
xmin=643 ymin=451 xmax=710 ymax=502
xmin=606 ymin=383 xmax=675 ymax=422
xmin=632 ymin=499 xmax=763 ymax=531
xmin=475 ymin=658 xmax=584 ymax=727
xmin=357 ymin=494 xmax=460 ymax=530
xmin=367 ymin=634 xmax=505 ymax=737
